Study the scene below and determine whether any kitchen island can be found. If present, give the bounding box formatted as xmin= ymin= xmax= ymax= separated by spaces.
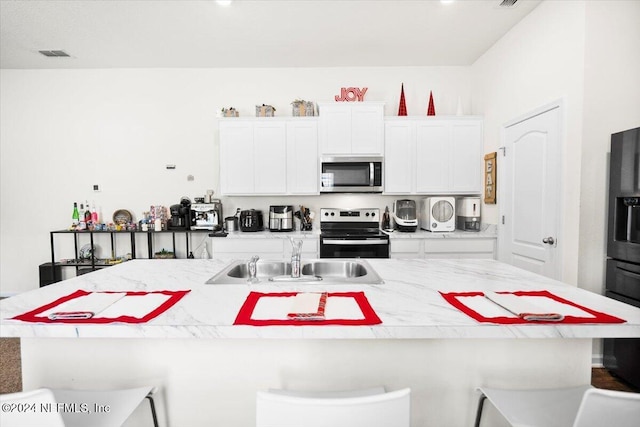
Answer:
xmin=1 ymin=258 xmax=639 ymax=426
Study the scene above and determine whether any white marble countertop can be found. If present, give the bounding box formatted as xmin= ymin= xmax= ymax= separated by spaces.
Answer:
xmin=1 ymin=258 xmax=638 ymax=339
xmin=219 ymin=225 xmax=496 ymax=240
xmin=384 ymin=224 xmax=497 ymax=239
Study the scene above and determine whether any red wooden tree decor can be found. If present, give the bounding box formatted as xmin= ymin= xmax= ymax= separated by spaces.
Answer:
xmin=398 ymin=83 xmax=407 ymax=116
xmin=427 ymin=91 xmax=436 ymax=116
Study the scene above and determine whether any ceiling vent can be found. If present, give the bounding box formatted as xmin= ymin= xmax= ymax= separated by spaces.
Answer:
xmin=38 ymin=50 xmax=71 ymax=57
xmin=498 ymin=0 xmax=519 ymax=6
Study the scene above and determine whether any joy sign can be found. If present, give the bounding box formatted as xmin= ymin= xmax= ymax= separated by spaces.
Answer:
xmin=335 ymin=87 xmax=368 ymax=102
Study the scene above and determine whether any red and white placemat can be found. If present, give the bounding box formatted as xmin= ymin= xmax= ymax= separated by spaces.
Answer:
xmin=440 ymin=290 xmax=625 ymax=324
xmin=234 ymin=291 xmax=382 ymax=326
xmin=11 ymin=289 xmax=190 ymax=324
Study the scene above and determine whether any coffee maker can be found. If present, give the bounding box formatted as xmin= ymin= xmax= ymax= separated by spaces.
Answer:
xmin=169 ymin=197 xmax=192 ymax=229
xmin=191 ymin=199 xmax=223 ymax=231
xmin=456 ymin=197 xmax=481 ymax=231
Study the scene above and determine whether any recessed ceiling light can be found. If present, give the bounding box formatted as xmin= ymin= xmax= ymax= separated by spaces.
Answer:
xmin=216 ymin=0 xmax=232 ymax=6
xmin=441 ymin=0 xmax=455 ymax=4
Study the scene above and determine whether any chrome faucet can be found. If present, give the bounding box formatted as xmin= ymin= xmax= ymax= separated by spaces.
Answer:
xmin=248 ymin=255 xmax=260 ymax=283
xmin=290 ymin=238 xmax=303 ymax=278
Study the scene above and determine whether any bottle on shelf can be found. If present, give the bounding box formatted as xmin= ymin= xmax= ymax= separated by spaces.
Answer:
xmin=72 ymin=202 xmax=80 ymax=226
xmin=78 ymin=203 xmax=87 ymax=230
xmin=91 ymin=203 xmax=98 ymax=224
xmin=84 ymin=200 xmax=92 ymax=224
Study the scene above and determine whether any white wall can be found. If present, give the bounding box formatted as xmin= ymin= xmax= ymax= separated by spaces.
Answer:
xmin=472 ymin=0 xmax=640 ymax=290
xmin=471 ymin=0 xmax=640 ymax=363
xmin=579 ymin=0 xmax=640 ymax=295
xmin=0 ymin=66 xmax=471 ymax=294
xmin=471 ymin=0 xmax=587 ymax=286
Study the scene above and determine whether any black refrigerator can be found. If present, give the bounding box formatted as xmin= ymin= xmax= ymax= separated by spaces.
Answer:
xmin=604 ymin=126 xmax=640 ymax=389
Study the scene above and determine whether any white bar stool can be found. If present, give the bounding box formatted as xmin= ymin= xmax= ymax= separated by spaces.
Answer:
xmin=256 ymin=386 xmax=411 ymax=427
xmin=474 ymin=385 xmax=640 ymax=427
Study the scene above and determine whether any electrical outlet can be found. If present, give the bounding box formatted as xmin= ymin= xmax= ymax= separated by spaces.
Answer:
xmin=93 ymin=184 xmax=100 ymax=192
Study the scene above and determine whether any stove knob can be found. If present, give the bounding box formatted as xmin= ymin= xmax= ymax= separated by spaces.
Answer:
xmin=330 ymin=212 xmax=335 ymax=216
xmin=371 ymin=212 xmax=376 ymax=217
xmin=324 ymin=212 xmax=329 ymax=216
xmin=365 ymin=212 xmax=370 ymax=217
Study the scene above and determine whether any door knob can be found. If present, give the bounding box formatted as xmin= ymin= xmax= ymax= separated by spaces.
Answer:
xmin=542 ymin=237 xmax=555 ymax=245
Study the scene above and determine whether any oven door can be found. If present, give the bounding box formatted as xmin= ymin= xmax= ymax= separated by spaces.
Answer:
xmin=320 ymin=237 xmax=389 ymax=259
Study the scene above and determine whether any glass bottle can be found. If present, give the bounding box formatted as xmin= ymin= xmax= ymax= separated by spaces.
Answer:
xmin=78 ymin=203 xmax=86 ymax=230
xmin=91 ymin=203 xmax=98 ymax=224
xmin=84 ymin=200 xmax=92 ymax=223
xmin=72 ymin=202 xmax=80 ymax=225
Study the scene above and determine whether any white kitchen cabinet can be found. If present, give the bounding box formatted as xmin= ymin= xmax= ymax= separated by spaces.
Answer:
xmin=211 ymin=238 xmax=285 ymax=259
xmin=384 ymin=119 xmax=414 ymax=194
xmin=219 ymin=118 xmax=318 ymax=195
xmin=212 ymin=236 xmax=319 ymax=259
xmin=389 ymin=239 xmax=422 ymax=259
xmin=384 ymin=117 xmax=483 ymax=195
xmin=450 ymin=121 xmax=483 ymax=193
xmin=254 ymin=121 xmax=287 ymax=194
xmin=318 ymin=102 xmax=385 ymax=155
xmin=424 ymin=238 xmax=496 ymax=259
xmin=415 ymin=122 xmax=451 ymax=193
xmin=219 ymin=121 xmax=255 ymax=194
xmin=283 ymin=238 xmax=319 ymax=258
xmin=389 ymin=236 xmax=496 ymax=259
xmin=286 ymin=120 xmax=318 ymax=194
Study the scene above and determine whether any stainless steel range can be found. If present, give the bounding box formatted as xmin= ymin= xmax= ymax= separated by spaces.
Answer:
xmin=319 ymin=208 xmax=390 ymax=258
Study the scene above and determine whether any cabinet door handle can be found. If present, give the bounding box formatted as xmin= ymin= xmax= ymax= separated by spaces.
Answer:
xmin=542 ymin=237 xmax=555 ymax=245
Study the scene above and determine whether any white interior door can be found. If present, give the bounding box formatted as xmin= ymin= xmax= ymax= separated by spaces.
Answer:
xmin=499 ymin=104 xmax=562 ymax=280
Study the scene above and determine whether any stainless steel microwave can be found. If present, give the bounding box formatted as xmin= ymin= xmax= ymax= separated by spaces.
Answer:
xmin=320 ymin=156 xmax=383 ymax=193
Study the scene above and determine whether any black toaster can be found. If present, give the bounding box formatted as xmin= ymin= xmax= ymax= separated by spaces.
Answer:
xmin=239 ymin=209 xmax=264 ymax=232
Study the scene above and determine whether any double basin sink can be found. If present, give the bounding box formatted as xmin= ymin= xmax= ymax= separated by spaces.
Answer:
xmin=206 ymin=259 xmax=384 ymax=285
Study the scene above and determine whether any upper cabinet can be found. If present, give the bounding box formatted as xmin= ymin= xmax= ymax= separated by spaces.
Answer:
xmin=286 ymin=120 xmax=319 ymax=195
xmin=385 ymin=117 xmax=483 ymax=195
xmin=318 ymin=102 xmax=385 ymax=155
xmin=219 ymin=118 xmax=318 ymax=196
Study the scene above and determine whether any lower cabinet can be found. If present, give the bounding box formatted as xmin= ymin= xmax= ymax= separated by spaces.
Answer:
xmin=211 ymin=237 xmax=319 ymax=260
xmin=389 ymin=240 xmax=422 ymax=259
xmin=390 ymin=237 xmax=496 ymax=259
xmin=212 ymin=236 xmax=493 ymax=261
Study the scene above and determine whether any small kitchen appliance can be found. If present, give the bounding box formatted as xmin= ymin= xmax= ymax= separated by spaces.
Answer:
xmin=168 ymin=197 xmax=192 ymax=229
xmin=319 ymin=208 xmax=389 ymax=258
xmin=456 ymin=197 xmax=481 ymax=232
xmin=269 ymin=205 xmax=294 ymax=232
xmin=224 ymin=216 xmax=238 ymax=232
xmin=191 ymin=201 xmax=222 ymax=231
xmin=392 ymin=199 xmax=418 ymax=232
xmin=420 ymin=197 xmax=455 ymax=232
xmin=239 ymin=209 xmax=264 ymax=232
